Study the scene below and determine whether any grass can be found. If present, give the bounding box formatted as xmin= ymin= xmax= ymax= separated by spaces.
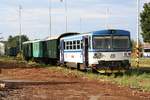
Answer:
xmin=131 ymin=57 xmax=150 ymax=67
xmin=47 ymin=67 xmax=150 ymax=92
xmin=111 ymin=70 xmax=150 ymax=92
xmin=0 ymin=56 xmax=15 ymax=61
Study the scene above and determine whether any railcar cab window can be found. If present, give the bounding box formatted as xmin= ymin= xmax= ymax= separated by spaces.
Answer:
xmin=93 ymin=35 xmax=130 ymax=51
xmin=93 ymin=36 xmax=111 ymax=50
xmin=144 ymin=49 xmax=150 ymax=52
xmin=113 ymin=36 xmax=130 ymax=50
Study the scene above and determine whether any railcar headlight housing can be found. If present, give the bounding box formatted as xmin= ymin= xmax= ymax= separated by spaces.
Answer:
xmin=93 ymin=53 xmax=103 ymax=59
xmin=124 ymin=53 xmax=128 ymax=57
xmin=110 ymin=54 xmax=116 ymax=58
xmin=124 ymin=52 xmax=131 ymax=57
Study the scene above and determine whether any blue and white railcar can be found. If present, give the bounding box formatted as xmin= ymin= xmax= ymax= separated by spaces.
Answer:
xmin=60 ymin=29 xmax=131 ymax=73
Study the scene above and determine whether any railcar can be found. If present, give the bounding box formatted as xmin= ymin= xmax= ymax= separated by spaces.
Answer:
xmin=60 ymin=29 xmax=131 ymax=73
xmin=23 ymin=29 xmax=131 ymax=73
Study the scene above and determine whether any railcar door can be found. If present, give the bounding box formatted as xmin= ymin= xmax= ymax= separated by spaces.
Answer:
xmin=82 ymin=36 xmax=88 ymax=69
xmin=60 ymin=40 xmax=64 ymax=64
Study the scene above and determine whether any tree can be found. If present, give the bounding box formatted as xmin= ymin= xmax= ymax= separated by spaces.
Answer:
xmin=7 ymin=35 xmax=29 ymax=48
xmin=6 ymin=35 xmax=29 ymax=56
xmin=140 ymin=2 xmax=150 ymax=43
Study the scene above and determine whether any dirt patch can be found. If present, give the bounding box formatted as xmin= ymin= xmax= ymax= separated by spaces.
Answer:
xmin=0 ymin=63 xmax=150 ymax=100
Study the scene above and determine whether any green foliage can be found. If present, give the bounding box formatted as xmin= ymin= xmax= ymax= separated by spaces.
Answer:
xmin=16 ymin=51 xmax=24 ymax=61
xmin=140 ymin=2 xmax=150 ymax=43
xmin=6 ymin=35 xmax=29 ymax=56
xmin=7 ymin=35 xmax=29 ymax=48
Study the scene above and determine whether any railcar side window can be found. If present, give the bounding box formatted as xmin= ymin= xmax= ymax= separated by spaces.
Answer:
xmin=73 ymin=41 xmax=76 ymax=49
xmin=66 ymin=41 xmax=69 ymax=49
xmin=70 ymin=41 xmax=72 ymax=49
xmin=64 ymin=40 xmax=83 ymax=50
xmin=77 ymin=40 xmax=80 ymax=49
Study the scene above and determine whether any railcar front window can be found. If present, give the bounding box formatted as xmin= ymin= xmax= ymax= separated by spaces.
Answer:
xmin=144 ymin=49 xmax=150 ymax=52
xmin=113 ymin=36 xmax=130 ymax=50
xmin=93 ymin=36 xmax=111 ymax=49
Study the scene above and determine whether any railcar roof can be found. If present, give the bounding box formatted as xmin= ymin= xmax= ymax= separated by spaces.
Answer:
xmin=91 ymin=29 xmax=130 ymax=36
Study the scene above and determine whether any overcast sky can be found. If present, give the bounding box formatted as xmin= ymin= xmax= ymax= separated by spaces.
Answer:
xmin=0 ymin=0 xmax=149 ymax=40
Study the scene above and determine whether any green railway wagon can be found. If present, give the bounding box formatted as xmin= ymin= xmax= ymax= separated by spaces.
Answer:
xmin=45 ymin=39 xmax=59 ymax=59
xmin=23 ymin=41 xmax=33 ymax=59
xmin=32 ymin=40 xmax=44 ymax=58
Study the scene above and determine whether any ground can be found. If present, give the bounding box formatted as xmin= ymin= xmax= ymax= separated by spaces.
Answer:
xmin=0 ymin=61 xmax=150 ymax=100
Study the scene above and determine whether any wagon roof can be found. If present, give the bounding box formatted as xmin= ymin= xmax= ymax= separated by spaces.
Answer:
xmin=23 ymin=39 xmax=42 ymax=44
xmin=23 ymin=40 xmax=34 ymax=44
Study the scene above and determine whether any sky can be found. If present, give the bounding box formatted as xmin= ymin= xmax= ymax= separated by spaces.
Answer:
xmin=0 ymin=0 xmax=149 ymax=41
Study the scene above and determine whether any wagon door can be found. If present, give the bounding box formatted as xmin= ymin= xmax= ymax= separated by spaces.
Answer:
xmin=60 ymin=40 xmax=64 ymax=64
xmin=82 ymin=36 xmax=88 ymax=68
